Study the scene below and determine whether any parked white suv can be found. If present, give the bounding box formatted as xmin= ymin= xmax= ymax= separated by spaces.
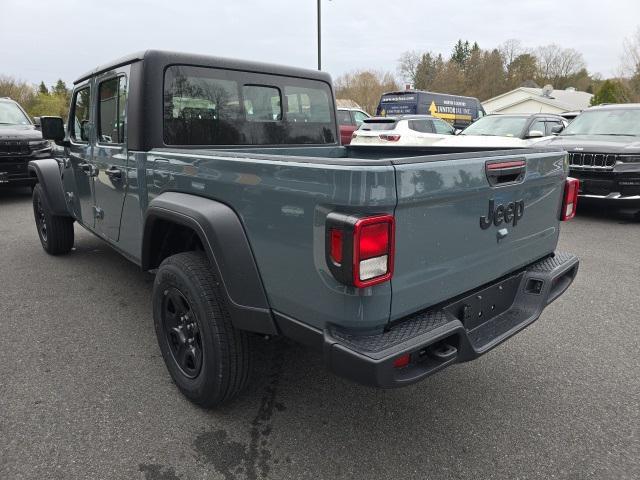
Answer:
xmin=350 ymin=115 xmax=455 ymax=146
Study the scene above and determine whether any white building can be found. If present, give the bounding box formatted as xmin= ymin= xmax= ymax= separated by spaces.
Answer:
xmin=482 ymin=86 xmax=593 ymax=115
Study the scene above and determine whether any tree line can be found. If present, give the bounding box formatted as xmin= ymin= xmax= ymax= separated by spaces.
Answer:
xmin=0 ymin=76 xmax=71 ymax=119
xmin=336 ymin=30 xmax=640 ymax=113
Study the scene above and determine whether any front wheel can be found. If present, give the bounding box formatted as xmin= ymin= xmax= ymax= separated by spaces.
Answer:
xmin=32 ymin=184 xmax=74 ymax=255
xmin=153 ymin=251 xmax=251 ymax=407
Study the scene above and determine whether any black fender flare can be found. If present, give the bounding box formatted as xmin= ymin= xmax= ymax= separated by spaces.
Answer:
xmin=142 ymin=192 xmax=277 ymax=335
xmin=28 ymin=159 xmax=71 ymax=216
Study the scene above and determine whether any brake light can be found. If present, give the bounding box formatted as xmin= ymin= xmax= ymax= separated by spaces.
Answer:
xmin=379 ymin=134 xmax=400 ymax=141
xmin=353 ymin=216 xmax=394 ymax=287
xmin=561 ymin=177 xmax=579 ymax=221
xmin=325 ymin=213 xmax=395 ymax=288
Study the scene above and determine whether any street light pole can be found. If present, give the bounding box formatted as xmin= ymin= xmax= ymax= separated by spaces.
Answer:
xmin=317 ymin=0 xmax=321 ymax=70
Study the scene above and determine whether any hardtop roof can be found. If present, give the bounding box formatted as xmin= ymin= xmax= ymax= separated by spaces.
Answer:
xmin=74 ymin=49 xmax=333 ymax=85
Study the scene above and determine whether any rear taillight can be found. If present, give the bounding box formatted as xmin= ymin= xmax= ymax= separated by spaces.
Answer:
xmin=325 ymin=213 xmax=395 ymax=288
xmin=561 ymin=177 xmax=579 ymax=221
xmin=379 ymin=134 xmax=400 ymax=142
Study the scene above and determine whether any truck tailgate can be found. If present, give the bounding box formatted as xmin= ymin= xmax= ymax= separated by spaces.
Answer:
xmin=390 ymin=149 xmax=567 ymax=321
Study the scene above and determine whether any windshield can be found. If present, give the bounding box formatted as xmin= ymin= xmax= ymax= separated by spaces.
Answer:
xmin=0 ymin=102 xmax=31 ymax=125
xmin=561 ymin=109 xmax=640 ymax=136
xmin=462 ymin=116 xmax=527 ymax=137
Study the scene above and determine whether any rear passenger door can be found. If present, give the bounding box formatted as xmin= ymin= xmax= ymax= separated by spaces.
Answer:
xmin=93 ymin=68 xmax=129 ymax=242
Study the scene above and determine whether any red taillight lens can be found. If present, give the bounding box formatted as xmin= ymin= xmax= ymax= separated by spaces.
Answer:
xmin=561 ymin=177 xmax=579 ymax=221
xmin=393 ymin=353 xmax=411 ymax=369
xmin=353 ymin=215 xmax=395 ymax=288
xmin=329 ymin=228 xmax=343 ymax=264
xmin=379 ymin=134 xmax=400 ymax=141
xmin=325 ymin=213 xmax=395 ymax=288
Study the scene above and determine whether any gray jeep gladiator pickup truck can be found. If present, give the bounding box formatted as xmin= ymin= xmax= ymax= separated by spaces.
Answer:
xmin=30 ymin=50 xmax=579 ymax=407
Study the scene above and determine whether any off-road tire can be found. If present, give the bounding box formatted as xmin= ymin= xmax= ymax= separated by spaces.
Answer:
xmin=153 ymin=251 xmax=251 ymax=408
xmin=32 ymin=183 xmax=74 ymax=255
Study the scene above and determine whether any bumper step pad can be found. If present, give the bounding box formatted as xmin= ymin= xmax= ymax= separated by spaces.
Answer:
xmin=324 ymin=252 xmax=579 ymax=387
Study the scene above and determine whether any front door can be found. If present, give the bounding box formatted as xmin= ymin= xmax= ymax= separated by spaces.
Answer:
xmin=67 ymin=85 xmax=96 ymax=228
xmin=93 ymin=71 xmax=129 ymax=242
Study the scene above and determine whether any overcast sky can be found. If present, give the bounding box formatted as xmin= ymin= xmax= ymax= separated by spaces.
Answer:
xmin=1 ymin=0 xmax=639 ymax=88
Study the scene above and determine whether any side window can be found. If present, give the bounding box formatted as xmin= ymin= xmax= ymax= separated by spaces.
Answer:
xmin=98 ymin=76 xmax=127 ymax=144
xmin=529 ymin=120 xmax=546 ymax=135
xmin=352 ymin=110 xmax=369 ymax=126
xmin=433 ymin=119 xmax=455 ymax=135
xmin=545 ymin=121 xmax=563 ymax=136
xmin=408 ymin=120 xmax=434 ymax=133
xmin=336 ymin=110 xmax=353 ymax=126
xmin=70 ymin=87 xmax=91 ymax=143
xmin=284 ymin=85 xmax=330 ymax=123
xmin=243 ymin=85 xmax=282 ymax=121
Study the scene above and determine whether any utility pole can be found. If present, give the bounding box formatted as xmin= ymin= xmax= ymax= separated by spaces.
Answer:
xmin=317 ymin=0 xmax=322 ymax=70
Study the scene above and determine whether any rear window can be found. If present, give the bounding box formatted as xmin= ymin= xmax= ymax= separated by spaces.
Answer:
xmin=360 ymin=119 xmax=397 ymax=131
xmin=164 ymin=65 xmax=336 ymax=146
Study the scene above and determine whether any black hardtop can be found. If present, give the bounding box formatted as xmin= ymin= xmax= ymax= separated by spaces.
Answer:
xmin=74 ymin=49 xmax=333 ymax=85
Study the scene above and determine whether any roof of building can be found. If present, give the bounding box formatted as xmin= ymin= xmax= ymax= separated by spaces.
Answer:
xmin=483 ymin=86 xmax=593 ymax=112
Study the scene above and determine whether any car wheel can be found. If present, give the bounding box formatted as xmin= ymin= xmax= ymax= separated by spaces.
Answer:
xmin=32 ymin=184 xmax=74 ymax=255
xmin=153 ymin=251 xmax=251 ymax=407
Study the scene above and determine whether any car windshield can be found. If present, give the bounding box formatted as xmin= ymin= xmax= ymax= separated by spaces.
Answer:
xmin=461 ymin=116 xmax=527 ymax=137
xmin=360 ymin=119 xmax=397 ymax=131
xmin=561 ymin=108 xmax=640 ymax=136
xmin=0 ymin=102 xmax=30 ymax=125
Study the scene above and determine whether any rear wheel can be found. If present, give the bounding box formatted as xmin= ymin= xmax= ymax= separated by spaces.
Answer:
xmin=153 ymin=251 xmax=251 ymax=407
xmin=32 ymin=184 xmax=74 ymax=255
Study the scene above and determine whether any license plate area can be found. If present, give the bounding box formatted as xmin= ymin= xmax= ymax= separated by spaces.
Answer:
xmin=445 ymin=273 xmax=523 ymax=331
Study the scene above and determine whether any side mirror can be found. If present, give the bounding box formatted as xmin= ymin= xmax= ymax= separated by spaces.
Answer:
xmin=551 ymin=125 xmax=564 ymax=135
xmin=526 ymin=129 xmax=544 ymax=139
xmin=33 ymin=117 xmax=41 ymax=129
xmin=41 ymin=116 xmax=66 ymax=143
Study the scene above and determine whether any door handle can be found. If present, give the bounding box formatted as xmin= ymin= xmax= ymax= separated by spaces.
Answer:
xmin=78 ymin=163 xmax=98 ymax=177
xmin=105 ymin=166 xmax=122 ymax=179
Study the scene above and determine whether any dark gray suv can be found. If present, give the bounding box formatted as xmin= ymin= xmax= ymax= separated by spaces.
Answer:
xmin=0 ymin=98 xmax=51 ymax=186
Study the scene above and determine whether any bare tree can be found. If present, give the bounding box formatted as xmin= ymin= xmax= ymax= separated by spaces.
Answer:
xmin=498 ymin=39 xmax=524 ymax=70
xmin=334 ymin=70 xmax=399 ymax=115
xmin=397 ymin=51 xmax=421 ymax=85
xmin=535 ymin=45 xmax=586 ymax=88
xmin=0 ymin=76 xmax=36 ymax=108
xmin=621 ymin=27 xmax=640 ymax=76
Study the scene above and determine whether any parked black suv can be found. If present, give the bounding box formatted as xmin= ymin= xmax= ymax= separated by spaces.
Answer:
xmin=0 ymin=98 xmax=51 ymax=187
xmin=538 ymin=104 xmax=640 ymax=211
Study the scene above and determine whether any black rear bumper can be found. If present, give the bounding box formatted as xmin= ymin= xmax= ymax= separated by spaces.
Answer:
xmin=295 ymin=252 xmax=578 ymax=388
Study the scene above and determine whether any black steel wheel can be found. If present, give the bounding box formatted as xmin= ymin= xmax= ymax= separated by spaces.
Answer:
xmin=32 ymin=184 xmax=74 ymax=255
xmin=161 ymin=287 xmax=203 ymax=379
xmin=153 ymin=251 xmax=251 ymax=408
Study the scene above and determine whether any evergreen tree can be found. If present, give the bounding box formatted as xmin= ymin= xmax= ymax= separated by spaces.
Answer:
xmin=591 ymin=80 xmax=631 ymax=105
xmin=38 ymin=81 xmax=48 ymax=95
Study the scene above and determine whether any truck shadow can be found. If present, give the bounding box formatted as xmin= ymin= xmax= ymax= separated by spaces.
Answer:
xmin=0 ymin=186 xmax=32 ymax=203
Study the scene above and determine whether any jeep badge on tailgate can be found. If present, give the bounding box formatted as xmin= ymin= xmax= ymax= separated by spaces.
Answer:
xmin=480 ymin=199 xmax=525 ymax=229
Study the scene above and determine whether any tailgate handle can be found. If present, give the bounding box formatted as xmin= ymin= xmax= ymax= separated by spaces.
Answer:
xmin=486 ymin=160 xmax=526 ymax=186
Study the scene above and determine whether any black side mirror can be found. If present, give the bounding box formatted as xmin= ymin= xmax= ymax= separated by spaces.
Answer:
xmin=551 ymin=125 xmax=564 ymax=135
xmin=33 ymin=117 xmax=41 ymax=129
xmin=41 ymin=116 xmax=66 ymax=143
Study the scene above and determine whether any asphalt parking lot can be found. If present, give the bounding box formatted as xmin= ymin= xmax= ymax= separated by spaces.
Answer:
xmin=0 ymin=186 xmax=638 ymax=480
